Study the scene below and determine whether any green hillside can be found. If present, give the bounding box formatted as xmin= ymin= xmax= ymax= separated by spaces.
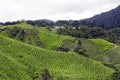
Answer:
xmin=0 ymin=23 xmax=115 ymax=52
xmin=38 ymin=28 xmax=75 ymax=50
xmin=0 ymin=35 xmax=114 ymax=80
xmin=0 ymin=23 xmax=75 ymax=50
xmin=1 ymin=23 xmax=120 ymax=79
xmin=81 ymin=39 xmax=102 ymax=61
xmin=81 ymin=39 xmax=120 ymax=68
xmin=90 ymin=39 xmax=115 ymax=54
xmin=103 ymin=45 xmax=120 ymax=70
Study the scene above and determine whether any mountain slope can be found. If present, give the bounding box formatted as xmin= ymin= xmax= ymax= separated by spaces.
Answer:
xmin=83 ymin=5 xmax=120 ymax=28
xmin=0 ymin=35 xmax=114 ymax=80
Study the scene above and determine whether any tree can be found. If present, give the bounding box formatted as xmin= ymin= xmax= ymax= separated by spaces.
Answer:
xmin=112 ymin=71 xmax=120 ymax=80
xmin=55 ymin=47 xmax=69 ymax=52
xmin=41 ymin=69 xmax=53 ymax=80
xmin=33 ymin=69 xmax=53 ymax=80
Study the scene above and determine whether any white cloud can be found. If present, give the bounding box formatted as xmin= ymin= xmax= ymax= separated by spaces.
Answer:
xmin=0 ymin=0 xmax=120 ymax=22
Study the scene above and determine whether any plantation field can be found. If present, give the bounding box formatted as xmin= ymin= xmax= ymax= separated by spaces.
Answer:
xmin=81 ymin=39 xmax=120 ymax=63
xmin=38 ymin=30 xmax=75 ymax=50
xmin=0 ymin=35 xmax=114 ymax=80
xmin=103 ymin=45 xmax=120 ymax=70
xmin=0 ymin=23 xmax=115 ymax=52
xmin=81 ymin=39 xmax=103 ymax=61
xmin=90 ymin=39 xmax=115 ymax=54
xmin=0 ymin=23 xmax=75 ymax=50
xmin=1 ymin=23 xmax=120 ymax=79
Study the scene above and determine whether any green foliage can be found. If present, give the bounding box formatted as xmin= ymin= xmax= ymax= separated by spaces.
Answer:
xmin=57 ymin=25 xmax=75 ymax=36
xmin=1 ymin=23 xmax=120 ymax=79
xmin=80 ymin=38 xmax=120 ymax=74
xmin=90 ymin=39 xmax=115 ymax=54
xmin=0 ymin=26 xmax=44 ymax=48
xmin=38 ymin=28 xmax=75 ymax=50
xmin=46 ymin=27 xmax=52 ymax=31
xmin=8 ymin=27 xmax=21 ymax=37
xmin=57 ymin=26 xmax=120 ymax=44
xmin=0 ymin=35 xmax=114 ymax=80
xmin=109 ymin=71 xmax=120 ymax=80
xmin=61 ymin=39 xmax=75 ymax=50
xmin=41 ymin=69 xmax=53 ymax=80
xmin=55 ymin=47 xmax=69 ymax=52
xmin=74 ymin=48 xmax=88 ymax=57
xmin=33 ymin=69 xmax=53 ymax=80
xmin=80 ymin=39 xmax=101 ymax=61
xmin=0 ymin=23 xmax=75 ymax=50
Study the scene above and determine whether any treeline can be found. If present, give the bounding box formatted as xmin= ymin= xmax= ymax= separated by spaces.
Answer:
xmin=1 ymin=20 xmax=119 ymax=44
xmin=0 ymin=19 xmax=54 ymax=27
xmin=0 ymin=21 xmax=21 ymax=26
xmin=57 ymin=25 xmax=120 ymax=44
xmin=1 ymin=6 xmax=120 ymax=28
xmin=1 ymin=19 xmax=120 ymax=29
xmin=0 ymin=20 xmax=80 ymax=27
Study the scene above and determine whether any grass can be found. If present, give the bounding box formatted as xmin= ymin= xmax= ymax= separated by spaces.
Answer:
xmin=0 ymin=35 xmax=114 ymax=80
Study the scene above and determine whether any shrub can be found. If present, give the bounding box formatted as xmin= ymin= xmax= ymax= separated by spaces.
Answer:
xmin=112 ymin=71 xmax=120 ymax=80
xmin=41 ymin=69 xmax=53 ymax=80
xmin=55 ymin=47 xmax=69 ymax=52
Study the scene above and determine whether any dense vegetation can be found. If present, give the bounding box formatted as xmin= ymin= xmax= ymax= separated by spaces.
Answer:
xmin=0 ymin=35 xmax=114 ymax=80
xmin=57 ymin=25 xmax=120 ymax=44
xmin=90 ymin=39 xmax=115 ymax=54
xmin=82 ymin=5 xmax=120 ymax=28
xmin=0 ymin=23 xmax=120 ymax=80
xmin=0 ymin=5 xmax=120 ymax=80
xmin=0 ymin=23 xmax=75 ymax=50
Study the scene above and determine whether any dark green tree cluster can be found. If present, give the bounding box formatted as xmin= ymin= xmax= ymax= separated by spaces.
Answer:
xmin=0 ymin=27 xmax=44 ymax=47
xmin=57 ymin=25 xmax=120 ymax=44
xmin=112 ymin=71 xmax=120 ymax=80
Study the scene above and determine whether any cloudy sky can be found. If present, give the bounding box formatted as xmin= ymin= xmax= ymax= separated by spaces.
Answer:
xmin=0 ymin=0 xmax=120 ymax=22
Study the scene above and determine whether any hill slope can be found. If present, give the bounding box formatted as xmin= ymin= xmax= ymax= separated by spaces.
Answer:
xmin=82 ymin=39 xmax=120 ymax=74
xmin=0 ymin=23 xmax=76 ymax=51
xmin=0 ymin=35 xmax=114 ymax=80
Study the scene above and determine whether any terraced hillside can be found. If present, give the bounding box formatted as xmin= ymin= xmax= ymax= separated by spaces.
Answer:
xmin=0 ymin=35 xmax=114 ymax=80
xmin=0 ymin=23 xmax=75 ymax=50
xmin=103 ymin=45 xmax=120 ymax=70
xmin=90 ymin=39 xmax=115 ymax=54
xmin=82 ymin=38 xmax=120 ymax=79
xmin=0 ymin=23 xmax=120 ymax=79
xmin=78 ymin=39 xmax=115 ymax=61
xmin=81 ymin=39 xmax=120 ymax=68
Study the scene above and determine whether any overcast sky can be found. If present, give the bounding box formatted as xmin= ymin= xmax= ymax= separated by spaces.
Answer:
xmin=0 ymin=0 xmax=120 ymax=22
